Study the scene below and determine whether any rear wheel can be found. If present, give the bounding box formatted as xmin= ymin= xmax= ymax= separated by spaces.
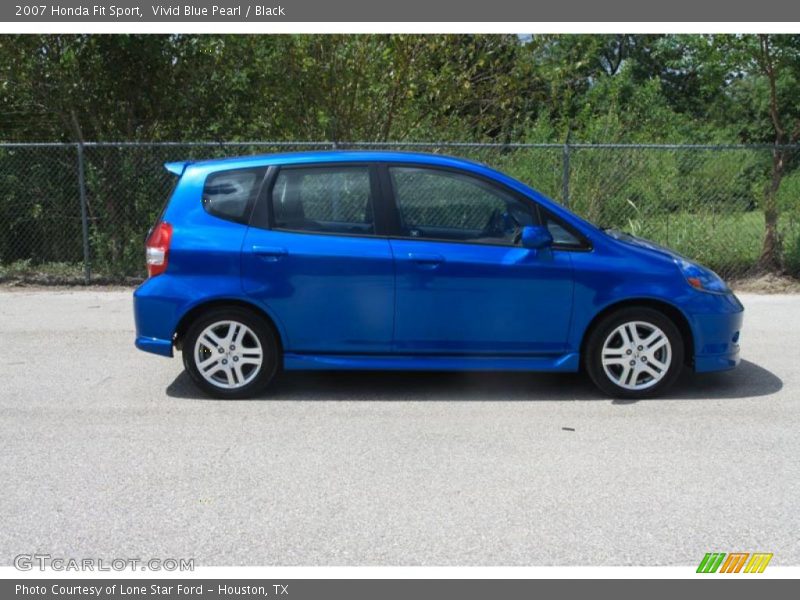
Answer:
xmin=585 ymin=307 xmax=684 ymax=399
xmin=182 ymin=307 xmax=279 ymax=399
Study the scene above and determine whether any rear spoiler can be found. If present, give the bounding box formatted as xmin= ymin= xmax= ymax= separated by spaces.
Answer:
xmin=164 ymin=161 xmax=191 ymax=176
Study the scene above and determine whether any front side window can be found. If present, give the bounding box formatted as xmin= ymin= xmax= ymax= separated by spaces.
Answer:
xmin=202 ymin=168 xmax=262 ymax=223
xmin=389 ymin=167 xmax=536 ymax=245
xmin=271 ymin=166 xmax=374 ymax=235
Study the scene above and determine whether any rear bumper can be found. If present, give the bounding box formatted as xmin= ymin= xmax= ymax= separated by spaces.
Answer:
xmin=133 ymin=273 xmax=256 ymax=359
xmin=133 ymin=277 xmax=182 ymax=358
xmin=690 ymin=293 xmax=744 ymax=373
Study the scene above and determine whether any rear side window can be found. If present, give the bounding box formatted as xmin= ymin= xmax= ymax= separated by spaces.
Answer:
xmin=202 ymin=168 xmax=263 ymax=223
xmin=271 ymin=166 xmax=374 ymax=235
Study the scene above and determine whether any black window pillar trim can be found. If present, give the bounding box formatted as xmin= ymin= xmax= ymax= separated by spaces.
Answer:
xmin=375 ymin=163 xmax=403 ymax=237
xmin=247 ymin=165 xmax=278 ymax=230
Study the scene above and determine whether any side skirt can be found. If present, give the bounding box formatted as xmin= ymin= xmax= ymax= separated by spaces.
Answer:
xmin=283 ymin=352 xmax=581 ymax=372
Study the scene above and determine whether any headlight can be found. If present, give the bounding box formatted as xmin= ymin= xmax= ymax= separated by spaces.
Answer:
xmin=675 ymin=258 xmax=729 ymax=294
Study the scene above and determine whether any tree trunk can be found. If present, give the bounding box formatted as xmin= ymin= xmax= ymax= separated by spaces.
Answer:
xmin=757 ymin=148 xmax=785 ymax=273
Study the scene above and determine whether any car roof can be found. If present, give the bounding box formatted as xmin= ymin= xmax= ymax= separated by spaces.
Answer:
xmin=188 ymin=150 xmax=490 ymax=172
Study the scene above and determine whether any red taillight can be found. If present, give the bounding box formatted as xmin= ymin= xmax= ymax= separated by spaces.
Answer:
xmin=145 ymin=221 xmax=173 ymax=277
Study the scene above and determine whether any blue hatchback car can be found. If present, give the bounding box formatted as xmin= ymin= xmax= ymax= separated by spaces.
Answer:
xmin=133 ymin=151 xmax=743 ymax=399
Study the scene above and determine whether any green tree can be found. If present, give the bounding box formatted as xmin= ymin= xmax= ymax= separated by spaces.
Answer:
xmin=702 ymin=35 xmax=800 ymax=271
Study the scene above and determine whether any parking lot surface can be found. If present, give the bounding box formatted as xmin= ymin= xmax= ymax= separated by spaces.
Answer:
xmin=0 ymin=289 xmax=797 ymax=565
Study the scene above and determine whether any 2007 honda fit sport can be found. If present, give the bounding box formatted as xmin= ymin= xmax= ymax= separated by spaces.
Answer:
xmin=133 ymin=151 xmax=743 ymax=399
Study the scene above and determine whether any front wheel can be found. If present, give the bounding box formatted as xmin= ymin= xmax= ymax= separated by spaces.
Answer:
xmin=182 ymin=307 xmax=279 ymax=399
xmin=585 ymin=307 xmax=684 ymax=399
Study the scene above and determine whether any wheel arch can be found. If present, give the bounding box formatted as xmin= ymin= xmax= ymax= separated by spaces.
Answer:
xmin=579 ymin=298 xmax=695 ymax=368
xmin=173 ymin=298 xmax=285 ymax=353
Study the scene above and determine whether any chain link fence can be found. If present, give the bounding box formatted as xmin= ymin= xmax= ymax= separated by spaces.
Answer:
xmin=1 ymin=141 xmax=799 ymax=283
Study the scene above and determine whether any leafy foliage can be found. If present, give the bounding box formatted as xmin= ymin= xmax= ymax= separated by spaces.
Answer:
xmin=1 ymin=34 xmax=800 ymax=278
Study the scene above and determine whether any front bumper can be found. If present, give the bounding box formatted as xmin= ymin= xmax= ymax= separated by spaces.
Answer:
xmin=690 ymin=293 xmax=744 ymax=373
xmin=695 ymin=348 xmax=740 ymax=372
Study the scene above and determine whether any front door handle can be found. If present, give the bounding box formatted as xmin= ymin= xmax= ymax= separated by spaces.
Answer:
xmin=408 ymin=253 xmax=445 ymax=267
xmin=252 ymin=245 xmax=288 ymax=261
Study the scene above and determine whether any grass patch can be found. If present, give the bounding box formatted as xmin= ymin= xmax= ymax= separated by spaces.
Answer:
xmin=623 ymin=211 xmax=800 ymax=277
xmin=0 ymin=259 xmax=143 ymax=285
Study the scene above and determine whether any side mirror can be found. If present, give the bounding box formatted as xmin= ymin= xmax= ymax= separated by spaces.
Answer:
xmin=521 ymin=225 xmax=553 ymax=250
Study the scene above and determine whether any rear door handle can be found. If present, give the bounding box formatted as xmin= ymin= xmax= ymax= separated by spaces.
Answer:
xmin=252 ymin=245 xmax=288 ymax=261
xmin=407 ymin=252 xmax=445 ymax=267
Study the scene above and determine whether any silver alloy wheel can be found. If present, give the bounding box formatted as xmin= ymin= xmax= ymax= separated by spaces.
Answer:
xmin=601 ymin=321 xmax=672 ymax=391
xmin=193 ymin=320 xmax=264 ymax=390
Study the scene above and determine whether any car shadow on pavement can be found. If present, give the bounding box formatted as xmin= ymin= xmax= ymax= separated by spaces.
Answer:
xmin=166 ymin=358 xmax=782 ymax=403
xmin=641 ymin=359 xmax=783 ymax=402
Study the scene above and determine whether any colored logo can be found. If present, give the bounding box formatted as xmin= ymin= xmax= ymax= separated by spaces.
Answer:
xmin=697 ymin=552 xmax=773 ymax=573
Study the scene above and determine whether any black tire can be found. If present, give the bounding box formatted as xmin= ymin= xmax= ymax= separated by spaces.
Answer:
xmin=584 ymin=306 xmax=684 ymax=399
xmin=182 ymin=306 xmax=280 ymax=399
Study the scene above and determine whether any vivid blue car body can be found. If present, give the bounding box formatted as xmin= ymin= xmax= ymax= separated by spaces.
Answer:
xmin=134 ymin=151 xmax=743 ymax=398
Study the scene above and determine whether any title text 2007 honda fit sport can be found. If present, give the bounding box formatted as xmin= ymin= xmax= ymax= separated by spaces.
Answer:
xmin=133 ymin=151 xmax=743 ymax=399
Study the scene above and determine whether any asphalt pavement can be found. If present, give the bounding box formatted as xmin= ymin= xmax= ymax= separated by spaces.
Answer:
xmin=0 ymin=289 xmax=797 ymax=566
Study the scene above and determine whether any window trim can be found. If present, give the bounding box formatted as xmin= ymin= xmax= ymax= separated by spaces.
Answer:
xmin=246 ymin=160 xmax=593 ymax=251
xmin=201 ymin=166 xmax=268 ymax=226
xmin=252 ymin=162 xmax=389 ymax=239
